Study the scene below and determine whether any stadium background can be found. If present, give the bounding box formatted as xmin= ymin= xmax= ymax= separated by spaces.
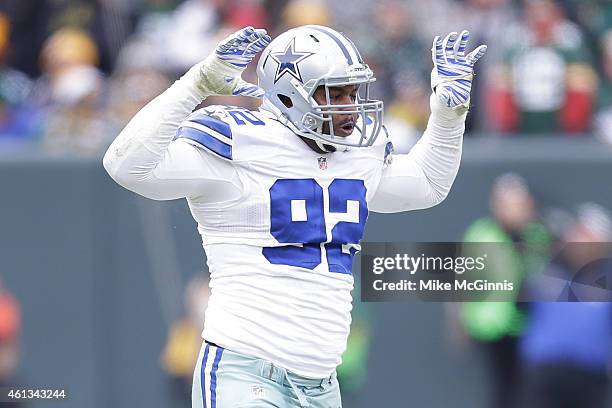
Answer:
xmin=1 ymin=0 xmax=612 ymax=407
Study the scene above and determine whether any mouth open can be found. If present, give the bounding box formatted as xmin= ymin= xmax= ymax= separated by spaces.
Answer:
xmin=337 ymin=121 xmax=355 ymax=136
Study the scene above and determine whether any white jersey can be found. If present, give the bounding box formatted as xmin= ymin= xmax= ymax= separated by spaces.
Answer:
xmin=103 ymin=70 xmax=466 ymax=378
xmin=177 ymin=105 xmax=388 ymax=377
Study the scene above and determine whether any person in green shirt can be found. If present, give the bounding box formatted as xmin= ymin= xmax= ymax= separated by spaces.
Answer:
xmin=458 ymin=173 xmax=551 ymax=408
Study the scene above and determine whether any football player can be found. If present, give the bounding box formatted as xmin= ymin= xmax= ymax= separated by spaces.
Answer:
xmin=103 ymin=26 xmax=486 ymax=408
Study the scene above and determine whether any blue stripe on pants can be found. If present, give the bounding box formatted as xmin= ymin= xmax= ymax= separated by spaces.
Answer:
xmin=200 ymin=344 xmax=210 ymax=408
xmin=210 ymin=347 xmax=224 ymax=408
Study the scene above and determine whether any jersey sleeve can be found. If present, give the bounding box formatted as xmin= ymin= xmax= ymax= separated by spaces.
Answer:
xmin=369 ymin=105 xmax=465 ymax=213
xmin=122 ymin=138 xmax=242 ymax=201
xmin=102 ymin=67 xmax=242 ymax=202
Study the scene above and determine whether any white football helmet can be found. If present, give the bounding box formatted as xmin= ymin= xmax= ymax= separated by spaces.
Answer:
xmin=257 ymin=25 xmax=383 ymax=148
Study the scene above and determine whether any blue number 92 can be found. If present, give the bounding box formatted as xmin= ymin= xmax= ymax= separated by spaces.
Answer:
xmin=262 ymin=178 xmax=368 ymax=274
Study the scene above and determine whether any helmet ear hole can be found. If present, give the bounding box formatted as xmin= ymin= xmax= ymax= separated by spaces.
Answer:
xmin=278 ymin=94 xmax=293 ymax=108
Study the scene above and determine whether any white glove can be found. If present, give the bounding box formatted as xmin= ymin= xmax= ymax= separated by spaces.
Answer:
xmin=195 ymin=26 xmax=271 ymax=97
xmin=430 ymin=30 xmax=487 ymax=110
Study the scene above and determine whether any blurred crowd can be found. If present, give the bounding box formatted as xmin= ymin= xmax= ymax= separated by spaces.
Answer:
xmin=2 ymin=0 xmax=612 ymax=154
xmin=450 ymin=173 xmax=612 ymax=408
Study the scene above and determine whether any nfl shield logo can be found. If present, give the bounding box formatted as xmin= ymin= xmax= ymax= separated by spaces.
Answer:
xmin=318 ymin=157 xmax=327 ymax=170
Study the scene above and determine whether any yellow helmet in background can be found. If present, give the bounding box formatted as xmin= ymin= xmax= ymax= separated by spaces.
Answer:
xmin=41 ymin=27 xmax=99 ymax=74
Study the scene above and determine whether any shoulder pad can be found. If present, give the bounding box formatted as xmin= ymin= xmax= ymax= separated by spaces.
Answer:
xmin=176 ymin=106 xmax=234 ymax=160
xmin=177 ymin=105 xmax=287 ymax=163
xmin=176 ymin=105 xmax=273 ymax=161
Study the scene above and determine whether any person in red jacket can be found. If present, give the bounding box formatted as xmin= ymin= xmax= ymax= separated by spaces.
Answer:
xmin=487 ymin=0 xmax=597 ymax=134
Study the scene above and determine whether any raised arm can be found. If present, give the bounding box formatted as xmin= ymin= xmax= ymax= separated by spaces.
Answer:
xmin=370 ymin=30 xmax=487 ymax=213
xmin=102 ymin=27 xmax=270 ymax=201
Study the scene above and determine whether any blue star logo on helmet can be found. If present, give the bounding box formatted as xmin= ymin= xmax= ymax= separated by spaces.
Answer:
xmin=270 ymin=38 xmax=314 ymax=84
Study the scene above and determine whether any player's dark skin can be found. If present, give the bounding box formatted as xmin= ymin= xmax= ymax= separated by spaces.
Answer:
xmin=300 ymin=84 xmax=359 ymax=154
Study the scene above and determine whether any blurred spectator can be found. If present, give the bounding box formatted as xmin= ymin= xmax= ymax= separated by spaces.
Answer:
xmin=371 ymin=2 xmax=427 ymax=104
xmin=106 ymin=39 xmax=171 ymax=135
xmin=2 ymin=0 xmax=138 ymax=76
xmin=568 ymin=0 xmax=612 ymax=45
xmin=0 ymin=281 xmax=22 ymax=408
xmin=41 ymin=64 xmax=108 ymax=154
xmin=221 ymin=0 xmax=268 ymax=30
xmin=34 ymin=27 xmax=109 ymax=154
xmin=0 ymin=12 xmax=39 ymax=142
xmin=487 ymin=0 xmax=598 ymax=134
xmin=458 ymin=0 xmax=517 ymax=59
xmin=385 ymin=72 xmax=429 ymax=153
xmin=148 ymin=0 xmax=221 ymax=73
xmin=518 ymin=203 xmax=612 ymax=408
xmin=35 ymin=26 xmax=100 ymax=100
xmin=281 ymin=0 xmax=330 ymax=31
xmin=134 ymin=0 xmax=268 ymax=75
xmin=453 ymin=0 xmax=517 ymax=132
xmin=456 ymin=173 xmax=551 ymax=408
xmin=162 ymin=275 xmax=210 ymax=407
xmin=594 ymin=29 xmax=612 ymax=144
